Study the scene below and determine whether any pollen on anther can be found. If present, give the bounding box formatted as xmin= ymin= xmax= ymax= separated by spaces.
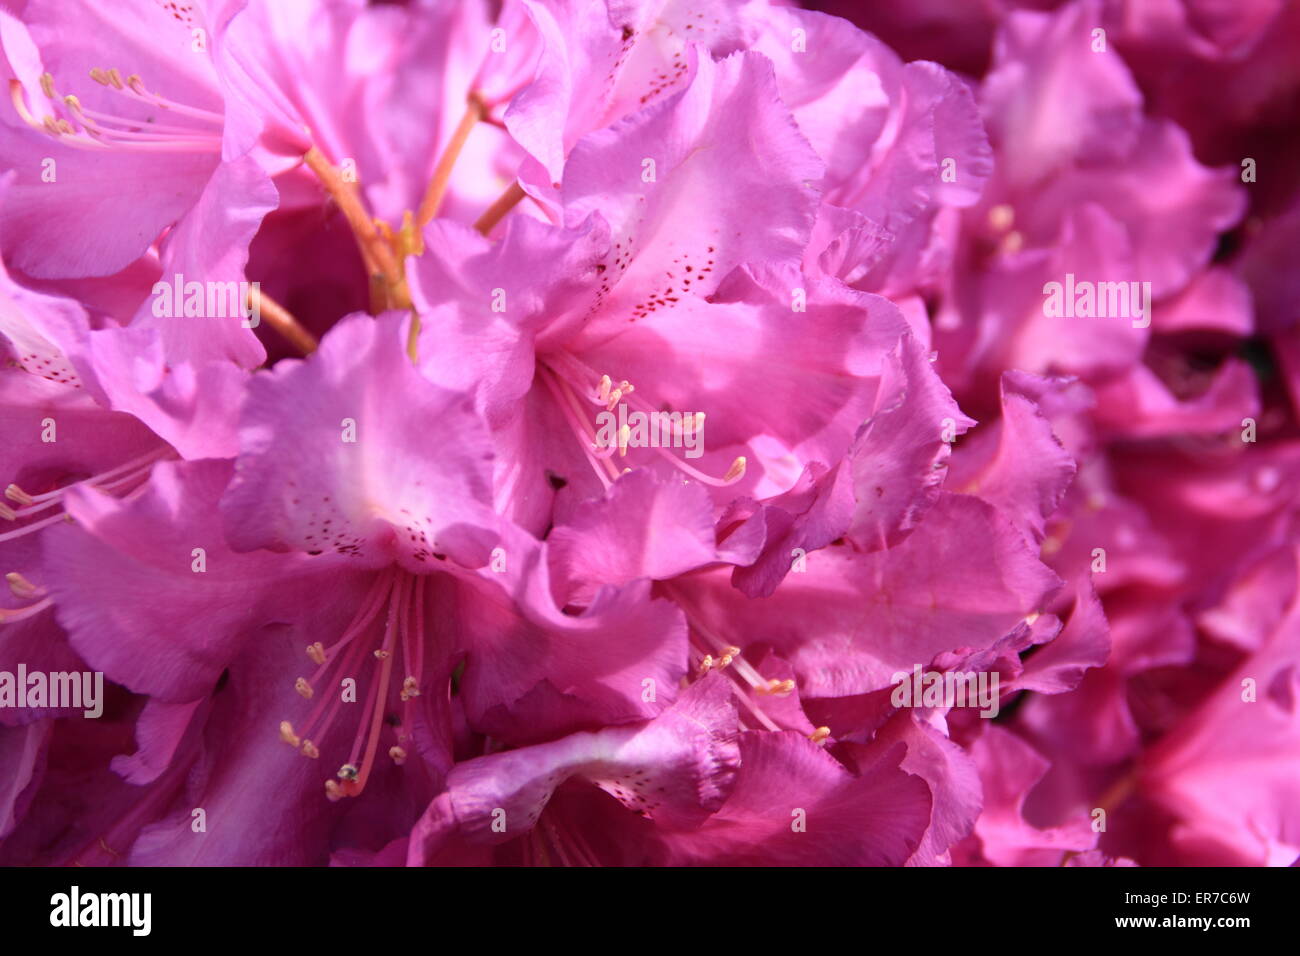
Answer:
xmin=306 ymin=642 xmax=326 ymax=665
xmin=4 ymin=483 xmax=32 ymax=506
xmin=389 ymin=746 xmax=407 ymax=766
xmin=279 ymin=720 xmax=301 ymax=748
xmin=5 ymin=572 xmax=42 ymax=600
xmin=810 ymin=726 xmax=831 ymax=745
xmin=301 ymin=740 xmax=320 ymax=759
xmin=295 ymin=677 xmax=314 ymax=699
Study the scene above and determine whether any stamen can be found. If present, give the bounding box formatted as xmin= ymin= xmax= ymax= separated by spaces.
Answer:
xmin=0 ymin=512 xmax=70 ymax=543
xmin=416 ymin=93 xmax=485 ymax=227
xmin=810 ymin=726 xmax=831 ymax=745
xmin=291 ymin=572 xmax=394 ymax=741
xmin=0 ymin=595 xmax=52 ymax=624
xmin=4 ymin=484 xmax=33 ymax=506
xmin=988 ymin=204 xmax=1015 ymax=232
xmin=336 ymin=574 xmax=405 ymax=798
xmin=473 ymin=180 xmax=526 ymax=236
xmin=400 ymin=676 xmax=420 ymax=701
xmin=540 ymin=369 xmax=618 ymax=488
xmin=282 ymin=570 xmax=433 ymax=800
xmin=545 ymin=353 xmax=747 ymax=487
xmin=295 ymin=677 xmax=314 ymax=700
xmin=5 ymin=572 xmax=44 ymax=600
xmin=250 ymin=287 xmax=318 ymax=355
xmin=302 ymin=146 xmax=403 ymax=301
xmin=13 ymin=70 xmax=222 ymax=154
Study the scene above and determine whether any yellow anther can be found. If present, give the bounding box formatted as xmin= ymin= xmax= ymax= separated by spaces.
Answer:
xmin=0 ymin=481 xmax=21 ymax=502
xmin=306 ymin=642 xmax=326 ymax=665
xmin=810 ymin=726 xmax=831 ymax=744
xmin=723 ymin=456 xmax=747 ymax=483
xmin=294 ymin=677 xmax=314 ymax=700
xmin=759 ymin=678 xmax=795 ymax=696
xmin=6 ymin=572 xmax=42 ymax=599
xmin=279 ymin=721 xmax=301 ymax=748
xmin=301 ymin=740 xmax=320 ymax=759
xmin=389 ymin=746 xmax=407 ymax=765
xmin=988 ymin=204 xmax=1014 ymax=232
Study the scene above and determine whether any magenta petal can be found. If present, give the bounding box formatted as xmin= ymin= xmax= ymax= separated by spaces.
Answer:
xmin=457 ymin=528 xmax=688 ymax=743
xmin=222 ymin=312 xmax=498 ymax=571
xmin=561 ymin=50 xmax=824 ymax=315
xmin=949 ymin=370 xmax=1076 ymax=548
xmin=651 ymin=732 xmax=932 ymax=865
xmin=548 ymin=468 xmax=732 ymax=602
xmin=413 ymin=674 xmax=740 ymax=857
xmin=43 ymin=459 xmax=311 ymax=700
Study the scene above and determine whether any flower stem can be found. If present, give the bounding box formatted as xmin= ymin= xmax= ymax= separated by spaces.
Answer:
xmin=302 ymin=146 xmax=401 ymax=287
xmin=251 ymin=287 xmax=318 ymax=354
xmin=415 ymin=95 xmax=484 ymax=228
xmin=474 ymin=180 xmax=527 ymax=236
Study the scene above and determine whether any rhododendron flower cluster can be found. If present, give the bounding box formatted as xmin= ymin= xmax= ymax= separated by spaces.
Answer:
xmin=1 ymin=0 xmax=1296 ymax=868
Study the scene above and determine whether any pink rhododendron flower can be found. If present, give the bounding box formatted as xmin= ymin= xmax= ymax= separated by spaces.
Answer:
xmin=0 ymin=0 xmax=1296 ymax=876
